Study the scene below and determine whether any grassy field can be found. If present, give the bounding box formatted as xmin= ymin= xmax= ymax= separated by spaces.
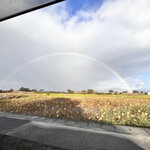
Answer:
xmin=0 ymin=93 xmax=150 ymax=128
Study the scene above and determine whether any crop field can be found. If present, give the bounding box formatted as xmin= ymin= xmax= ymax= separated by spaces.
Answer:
xmin=0 ymin=93 xmax=150 ymax=128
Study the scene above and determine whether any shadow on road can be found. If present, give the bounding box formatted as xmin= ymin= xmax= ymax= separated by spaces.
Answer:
xmin=6 ymin=120 xmax=145 ymax=150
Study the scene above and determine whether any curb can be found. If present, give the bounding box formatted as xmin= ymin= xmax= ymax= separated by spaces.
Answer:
xmin=0 ymin=111 xmax=150 ymax=137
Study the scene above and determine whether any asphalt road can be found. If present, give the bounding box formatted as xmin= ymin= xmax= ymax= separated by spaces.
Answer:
xmin=0 ymin=112 xmax=150 ymax=150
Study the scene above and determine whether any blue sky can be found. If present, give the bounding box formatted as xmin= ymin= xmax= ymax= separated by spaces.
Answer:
xmin=66 ymin=0 xmax=105 ymax=15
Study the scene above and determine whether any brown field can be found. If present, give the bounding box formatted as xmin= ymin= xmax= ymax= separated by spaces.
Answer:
xmin=0 ymin=93 xmax=150 ymax=128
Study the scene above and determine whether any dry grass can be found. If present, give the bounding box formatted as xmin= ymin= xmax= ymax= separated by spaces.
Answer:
xmin=0 ymin=93 xmax=150 ymax=127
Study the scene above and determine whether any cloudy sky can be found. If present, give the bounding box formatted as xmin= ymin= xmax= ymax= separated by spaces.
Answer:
xmin=0 ymin=0 xmax=150 ymax=92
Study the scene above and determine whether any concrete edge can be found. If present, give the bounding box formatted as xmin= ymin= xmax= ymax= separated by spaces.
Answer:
xmin=0 ymin=111 xmax=150 ymax=137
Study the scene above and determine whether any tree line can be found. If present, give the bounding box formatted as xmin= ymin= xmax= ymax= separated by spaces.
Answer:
xmin=0 ymin=87 xmax=147 ymax=95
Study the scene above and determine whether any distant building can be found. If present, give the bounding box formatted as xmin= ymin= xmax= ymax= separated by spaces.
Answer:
xmin=145 ymin=92 xmax=150 ymax=95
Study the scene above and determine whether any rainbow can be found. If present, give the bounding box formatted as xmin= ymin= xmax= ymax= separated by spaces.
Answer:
xmin=0 ymin=52 xmax=132 ymax=93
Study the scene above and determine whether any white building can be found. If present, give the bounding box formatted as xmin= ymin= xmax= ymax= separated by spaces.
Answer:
xmin=145 ymin=92 xmax=150 ymax=95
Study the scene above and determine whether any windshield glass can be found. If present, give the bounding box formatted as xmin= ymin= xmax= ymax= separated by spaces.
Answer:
xmin=0 ymin=0 xmax=150 ymax=129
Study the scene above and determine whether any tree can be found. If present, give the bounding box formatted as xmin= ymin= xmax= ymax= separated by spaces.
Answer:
xmin=140 ymin=91 xmax=144 ymax=94
xmin=109 ymin=90 xmax=114 ymax=94
xmin=19 ymin=87 xmax=24 ymax=91
xmin=19 ymin=87 xmax=30 ymax=92
xmin=87 ymin=89 xmax=95 ymax=94
xmin=39 ymin=89 xmax=44 ymax=93
xmin=114 ymin=91 xmax=118 ymax=95
xmin=31 ymin=89 xmax=37 ymax=92
xmin=133 ymin=90 xmax=139 ymax=93
xmin=81 ymin=90 xmax=87 ymax=94
xmin=9 ymin=89 xmax=14 ymax=92
xmin=81 ymin=90 xmax=86 ymax=93
xmin=67 ymin=89 xmax=74 ymax=94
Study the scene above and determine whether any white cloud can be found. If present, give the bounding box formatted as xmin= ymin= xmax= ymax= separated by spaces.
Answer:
xmin=0 ymin=0 xmax=150 ymax=91
xmin=136 ymin=82 xmax=145 ymax=89
xmin=92 ymin=79 xmax=128 ymax=92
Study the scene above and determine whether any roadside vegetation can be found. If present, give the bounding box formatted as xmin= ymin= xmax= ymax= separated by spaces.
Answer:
xmin=0 ymin=92 xmax=150 ymax=128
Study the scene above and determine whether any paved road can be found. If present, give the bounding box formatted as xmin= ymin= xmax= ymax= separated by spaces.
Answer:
xmin=0 ymin=111 xmax=150 ymax=150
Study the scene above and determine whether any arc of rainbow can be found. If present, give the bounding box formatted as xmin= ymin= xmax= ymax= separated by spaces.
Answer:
xmin=0 ymin=52 xmax=132 ymax=93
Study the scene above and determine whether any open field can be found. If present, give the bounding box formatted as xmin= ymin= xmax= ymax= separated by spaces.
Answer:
xmin=0 ymin=93 xmax=150 ymax=128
